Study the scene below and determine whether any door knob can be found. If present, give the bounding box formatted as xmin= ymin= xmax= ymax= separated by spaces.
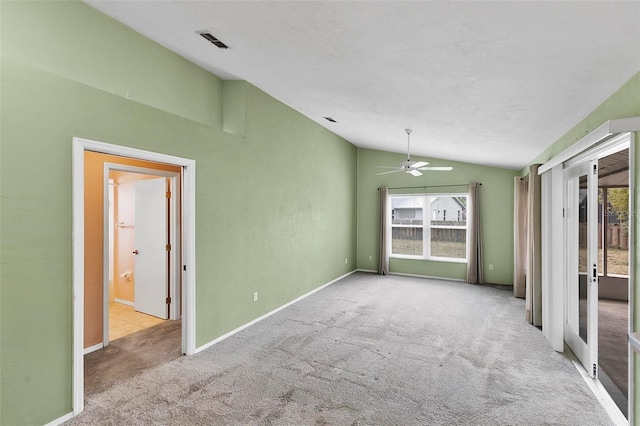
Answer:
xmin=133 ymin=250 xmax=139 ymax=255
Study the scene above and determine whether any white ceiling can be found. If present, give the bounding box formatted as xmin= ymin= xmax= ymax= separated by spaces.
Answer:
xmin=86 ymin=1 xmax=640 ymax=170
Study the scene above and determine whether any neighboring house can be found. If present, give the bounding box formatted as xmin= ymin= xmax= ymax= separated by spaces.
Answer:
xmin=392 ymin=196 xmax=466 ymax=224
xmin=430 ymin=196 xmax=466 ymax=223
xmin=391 ymin=197 xmax=424 ymax=223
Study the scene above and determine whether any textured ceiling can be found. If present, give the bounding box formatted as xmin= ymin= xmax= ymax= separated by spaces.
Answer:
xmin=599 ymin=149 xmax=629 ymax=187
xmin=86 ymin=1 xmax=640 ymax=170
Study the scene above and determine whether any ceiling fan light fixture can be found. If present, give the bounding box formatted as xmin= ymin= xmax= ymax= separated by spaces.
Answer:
xmin=373 ymin=129 xmax=452 ymax=177
xmin=418 ymin=166 xmax=454 ymax=171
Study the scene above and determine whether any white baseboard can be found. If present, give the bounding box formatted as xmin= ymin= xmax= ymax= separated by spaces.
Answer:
xmin=389 ymin=271 xmax=466 ymax=282
xmin=83 ymin=342 xmax=104 ymax=355
xmin=43 ymin=411 xmax=74 ymax=426
xmin=357 ymin=268 xmax=465 ymax=282
xmin=114 ymin=298 xmax=134 ymax=307
xmin=195 ymin=269 xmax=357 ymax=354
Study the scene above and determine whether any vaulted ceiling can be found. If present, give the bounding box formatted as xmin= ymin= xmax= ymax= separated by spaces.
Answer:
xmin=87 ymin=1 xmax=640 ymax=170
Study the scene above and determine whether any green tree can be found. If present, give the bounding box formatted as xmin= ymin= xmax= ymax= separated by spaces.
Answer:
xmin=607 ymin=188 xmax=629 ymax=235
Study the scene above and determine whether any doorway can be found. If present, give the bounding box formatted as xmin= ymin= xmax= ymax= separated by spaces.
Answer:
xmin=562 ymin=140 xmax=630 ymax=420
xmin=540 ymin=120 xmax=640 ymax=425
xmin=106 ymin=168 xmax=179 ymax=344
xmin=72 ymin=137 xmax=197 ymax=416
xmin=596 ymin=149 xmax=630 ymax=416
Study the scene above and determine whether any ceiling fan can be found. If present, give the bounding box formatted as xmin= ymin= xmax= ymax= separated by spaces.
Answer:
xmin=375 ymin=129 xmax=453 ymax=176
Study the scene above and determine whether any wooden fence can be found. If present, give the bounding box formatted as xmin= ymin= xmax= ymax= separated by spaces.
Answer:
xmin=392 ymin=226 xmax=466 ymax=243
xmin=579 ymin=223 xmax=628 ymax=249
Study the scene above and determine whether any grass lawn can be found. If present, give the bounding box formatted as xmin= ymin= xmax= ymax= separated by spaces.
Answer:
xmin=606 ymin=248 xmax=629 ymax=275
xmin=392 ymin=238 xmax=422 ymax=256
xmin=579 ymin=248 xmax=628 ymax=276
xmin=392 ymin=240 xmax=628 ymax=271
xmin=392 ymin=239 xmax=465 ymax=259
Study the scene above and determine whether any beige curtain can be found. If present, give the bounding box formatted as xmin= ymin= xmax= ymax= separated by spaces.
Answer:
xmin=378 ymin=187 xmax=389 ymax=275
xmin=513 ymin=176 xmax=528 ymax=298
xmin=466 ymin=182 xmax=484 ymax=284
xmin=525 ymin=164 xmax=542 ymax=326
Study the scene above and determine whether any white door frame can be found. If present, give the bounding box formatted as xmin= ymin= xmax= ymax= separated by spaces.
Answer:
xmin=540 ymin=129 xmax=634 ymax=424
xmin=563 ymin=159 xmax=598 ymax=376
xmin=72 ymin=137 xmax=196 ymax=416
xmin=102 ymin=164 xmax=182 ymax=348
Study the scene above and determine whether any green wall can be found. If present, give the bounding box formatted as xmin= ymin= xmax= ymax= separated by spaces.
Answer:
xmin=0 ymin=2 xmax=356 ymax=424
xmin=521 ymin=72 xmax=640 ymax=420
xmin=356 ymin=148 xmax=519 ymax=284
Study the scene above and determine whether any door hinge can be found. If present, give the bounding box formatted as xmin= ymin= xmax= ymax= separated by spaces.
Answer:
xmin=183 ymin=265 xmax=187 ymax=271
xmin=166 ymin=297 xmax=171 ymax=304
xmin=562 ymin=208 xmax=565 ymax=218
xmin=166 ymin=191 xmax=171 ymax=198
xmin=166 ymin=244 xmax=171 ymax=251
xmin=593 ymin=164 xmax=597 ymax=175
xmin=593 ymin=364 xmax=597 ymax=377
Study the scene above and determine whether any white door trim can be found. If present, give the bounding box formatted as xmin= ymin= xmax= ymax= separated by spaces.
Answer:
xmin=102 ymin=164 xmax=182 ymax=348
xmin=627 ymin=131 xmax=635 ymax=426
xmin=541 ymin=163 xmax=565 ymax=351
xmin=563 ymin=160 xmax=599 ymax=376
xmin=538 ymin=118 xmax=640 ymax=174
xmin=540 ymin=127 xmax=634 ymax=423
xmin=72 ymin=137 xmax=197 ymax=416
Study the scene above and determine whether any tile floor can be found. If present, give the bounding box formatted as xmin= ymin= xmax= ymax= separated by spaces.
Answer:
xmin=109 ymin=302 xmax=165 ymax=341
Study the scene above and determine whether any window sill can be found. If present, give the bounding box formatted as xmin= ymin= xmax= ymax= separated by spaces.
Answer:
xmin=595 ymin=273 xmax=629 ymax=279
xmin=390 ymin=254 xmax=467 ymax=264
xmin=606 ymin=273 xmax=629 ymax=279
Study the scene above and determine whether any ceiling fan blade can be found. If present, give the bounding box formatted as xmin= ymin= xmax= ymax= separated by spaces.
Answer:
xmin=409 ymin=169 xmax=423 ymax=177
xmin=374 ymin=166 xmax=402 ymax=169
xmin=376 ymin=170 xmax=402 ymax=175
xmin=411 ymin=161 xmax=429 ymax=169
xmin=418 ymin=166 xmax=454 ymax=171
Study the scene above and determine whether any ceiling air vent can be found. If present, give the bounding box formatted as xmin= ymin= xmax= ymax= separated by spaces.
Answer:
xmin=197 ymin=31 xmax=229 ymax=49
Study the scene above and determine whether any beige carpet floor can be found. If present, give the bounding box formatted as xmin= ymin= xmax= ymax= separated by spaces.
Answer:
xmin=84 ymin=319 xmax=182 ymax=398
xmin=69 ymin=273 xmax=613 ymax=425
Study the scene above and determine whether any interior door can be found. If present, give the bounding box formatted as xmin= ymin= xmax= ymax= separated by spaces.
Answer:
xmin=134 ymin=177 xmax=169 ymax=319
xmin=564 ymin=160 xmax=598 ymax=377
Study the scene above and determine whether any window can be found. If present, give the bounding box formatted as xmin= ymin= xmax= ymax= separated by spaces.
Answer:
xmin=389 ymin=193 xmax=468 ymax=262
xmin=390 ymin=196 xmax=424 ymax=256
xmin=598 ymin=187 xmax=629 ymax=277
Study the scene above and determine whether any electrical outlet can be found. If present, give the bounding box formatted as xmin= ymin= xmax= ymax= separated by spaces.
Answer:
xmin=489 ymin=264 xmax=494 ymax=271
xmin=345 ymin=258 xmax=348 ymax=264
xmin=253 ymin=292 xmax=258 ymax=302
xmin=369 ymin=255 xmax=373 ymax=261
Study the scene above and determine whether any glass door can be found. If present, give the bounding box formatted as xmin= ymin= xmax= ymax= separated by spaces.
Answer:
xmin=564 ymin=159 xmax=598 ymax=377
